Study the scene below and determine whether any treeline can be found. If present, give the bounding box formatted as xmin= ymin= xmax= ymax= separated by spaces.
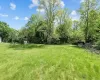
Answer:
xmin=0 ymin=21 xmax=18 ymax=42
xmin=0 ymin=0 xmax=100 ymax=49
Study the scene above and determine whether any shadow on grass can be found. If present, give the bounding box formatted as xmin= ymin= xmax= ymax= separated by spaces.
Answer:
xmin=9 ymin=44 xmax=45 ymax=50
xmin=73 ymin=45 xmax=100 ymax=54
xmin=72 ymin=45 xmax=85 ymax=49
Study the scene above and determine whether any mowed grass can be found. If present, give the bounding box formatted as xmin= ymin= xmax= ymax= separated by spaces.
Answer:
xmin=0 ymin=43 xmax=100 ymax=80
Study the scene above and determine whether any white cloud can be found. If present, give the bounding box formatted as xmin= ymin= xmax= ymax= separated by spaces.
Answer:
xmin=24 ymin=17 xmax=29 ymax=21
xmin=36 ymin=8 xmax=45 ymax=13
xmin=80 ymin=0 xmax=84 ymax=3
xmin=55 ymin=0 xmax=65 ymax=8
xmin=10 ymin=3 xmax=16 ymax=10
xmin=0 ymin=13 xmax=8 ymax=17
xmin=29 ymin=0 xmax=65 ymax=9
xmin=29 ymin=4 xmax=35 ymax=9
xmin=60 ymin=1 xmax=65 ymax=8
xmin=71 ymin=10 xmax=77 ymax=16
xmin=70 ymin=10 xmax=80 ymax=21
xmin=32 ymin=0 xmax=38 ymax=6
xmin=14 ymin=16 xmax=19 ymax=20
xmin=29 ymin=0 xmax=39 ymax=9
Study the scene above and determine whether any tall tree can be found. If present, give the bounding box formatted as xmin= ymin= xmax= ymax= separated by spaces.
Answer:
xmin=72 ymin=20 xmax=85 ymax=43
xmin=38 ymin=0 xmax=62 ymax=43
xmin=79 ymin=0 xmax=100 ymax=43
xmin=24 ymin=14 xmax=48 ymax=43
xmin=8 ymin=28 xmax=18 ymax=43
xmin=56 ymin=9 xmax=72 ymax=43
xmin=0 ymin=21 xmax=10 ymax=42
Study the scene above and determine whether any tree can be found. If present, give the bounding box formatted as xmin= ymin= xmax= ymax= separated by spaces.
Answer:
xmin=25 ymin=14 xmax=48 ymax=43
xmin=79 ymin=0 xmax=100 ymax=43
xmin=71 ymin=20 xmax=85 ymax=44
xmin=8 ymin=28 xmax=19 ymax=43
xmin=95 ymin=12 xmax=100 ymax=49
xmin=56 ymin=9 xmax=72 ymax=43
xmin=18 ymin=27 xmax=28 ymax=44
xmin=38 ymin=0 xmax=62 ymax=43
xmin=0 ymin=21 xmax=10 ymax=42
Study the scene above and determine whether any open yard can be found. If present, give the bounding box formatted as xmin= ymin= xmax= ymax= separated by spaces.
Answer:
xmin=0 ymin=43 xmax=100 ymax=80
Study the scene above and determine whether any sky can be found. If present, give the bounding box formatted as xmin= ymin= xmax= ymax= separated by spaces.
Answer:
xmin=0 ymin=0 xmax=83 ymax=30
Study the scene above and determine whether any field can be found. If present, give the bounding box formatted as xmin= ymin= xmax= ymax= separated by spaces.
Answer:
xmin=0 ymin=43 xmax=100 ymax=80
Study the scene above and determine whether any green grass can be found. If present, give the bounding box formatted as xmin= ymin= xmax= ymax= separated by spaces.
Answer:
xmin=0 ymin=43 xmax=100 ymax=80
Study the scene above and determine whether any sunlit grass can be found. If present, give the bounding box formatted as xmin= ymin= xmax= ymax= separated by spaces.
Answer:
xmin=0 ymin=43 xmax=100 ymax=80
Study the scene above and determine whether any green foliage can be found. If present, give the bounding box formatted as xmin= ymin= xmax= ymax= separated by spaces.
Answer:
xmin=20 ymin=14 xmax=49 ymax=43
xmin=56 ymin=9 xmax=72 ymax=43
xmin=96 ymin=35 xmax=100 ymax=50
xmin=18 ymin=27 xmax=29 ymax=44
xmin=96 ymin=40 xmax=100 ymax=50
xmin=8 ymin=28 xmax=19 ymax=43
xmin=0 ymin=0 xmax=100 ymax=47
xmin=70 ymin=21 xmax=85 ymax=44
xmin=71 ymin=29 xmax=85 ymax=44
xmin=38 ymin=0 xmax=62 ymax=43
xmin=79 ymin=0 xmax=100 ymax=43
xmin=0 ymin=21 xmax=16 ymax=42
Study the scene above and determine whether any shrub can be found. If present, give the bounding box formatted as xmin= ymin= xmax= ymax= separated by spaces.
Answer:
xmin=96 ymin=40 xmax=100 ymax=50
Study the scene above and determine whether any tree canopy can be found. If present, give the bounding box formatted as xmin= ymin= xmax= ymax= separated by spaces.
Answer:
xmin=0 ymin=0 xmax=100 ymax=49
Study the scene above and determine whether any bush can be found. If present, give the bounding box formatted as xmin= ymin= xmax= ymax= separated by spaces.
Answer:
xmin=96 ymin=40 xmax=100 ymax=50
xmin=51 ymin=37 xmax=60 ymax=44
xmin=48 ymin=34 xmax=60 ymax=44
xmin=70 ymin=29 xmax=85 ymax=44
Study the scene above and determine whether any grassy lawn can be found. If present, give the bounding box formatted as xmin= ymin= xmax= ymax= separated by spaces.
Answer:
xmin=0 ymin=43 xmax=100 ymax=80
